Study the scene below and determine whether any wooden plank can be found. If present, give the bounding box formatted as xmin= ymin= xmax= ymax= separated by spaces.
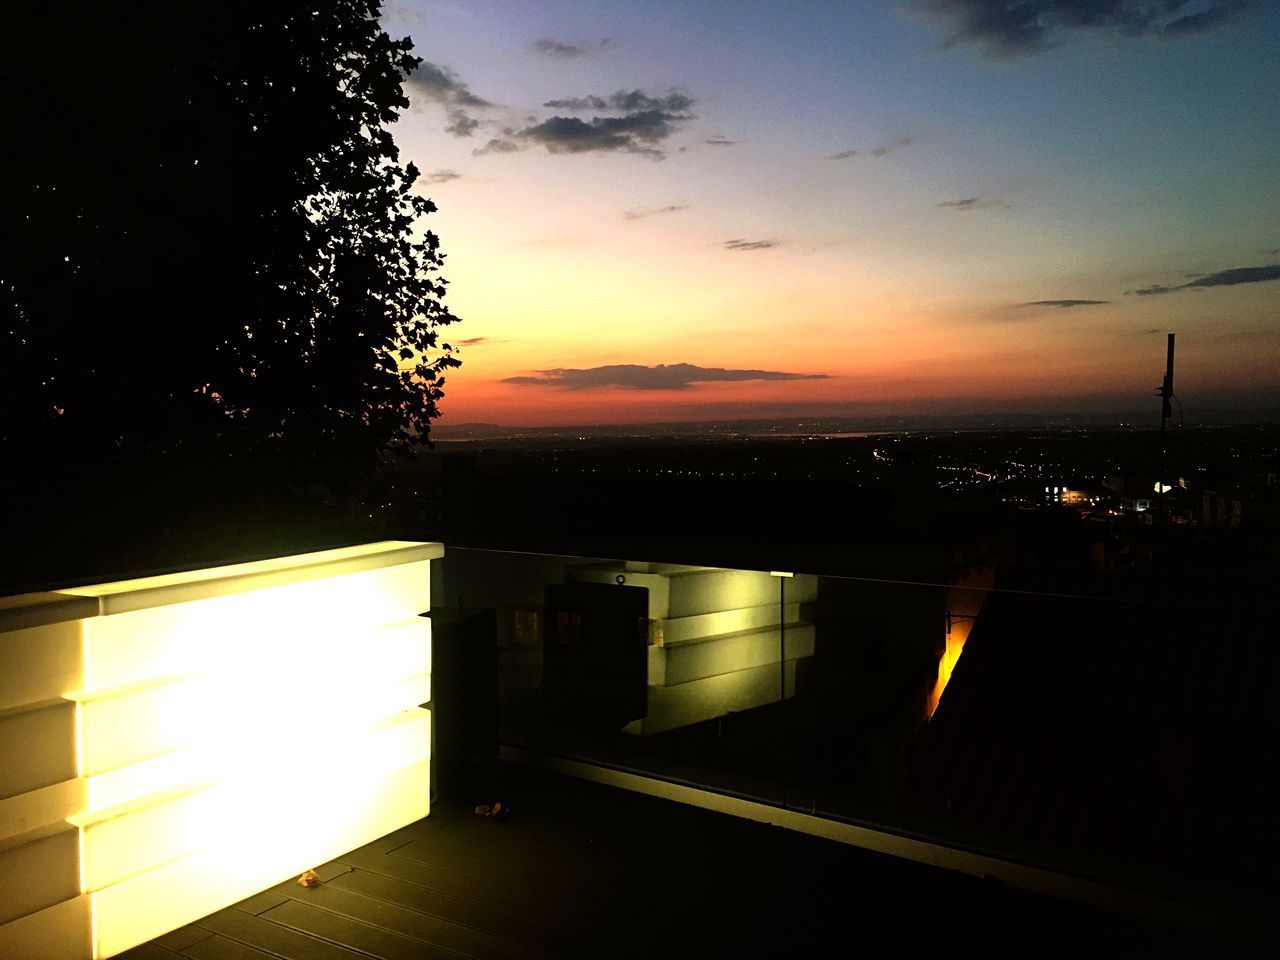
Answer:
xmin=195 ymin=907 xmax=367 ymax=960
xmin=329 ymin=867 xmax=568 ymax=953
xmin=388 ymin=827 xmax=565 ymax=874
xmin=116 ymin=944 xmax=182 ymax=960
xmin=334 ymin=847 xmax=590 ymax=937
xmin=345 ymin=824 xmax=423 ymax=857
xmin=181 ymin=934 xmax=279 ymax=960
xmin=388 ymin=835 xmax=613 ymax=901
xmin=417 ymin=806 xmax=469 ymax=830
xmin=259 ymin=900 xmax=466 ymax=960
xmin=230 ymin=890 xmax=289 ymax=917
xmin=151 ymin=925 xmax=213 ymax=951
xmin=312 ymin=861 xmax=353 ymax=883
xmin=270 ymin=882 xmax=550 ymax=960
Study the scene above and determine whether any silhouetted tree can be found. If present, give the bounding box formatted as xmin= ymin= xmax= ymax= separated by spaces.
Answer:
xmin=0 ymin=2 xmax=458 ymax=480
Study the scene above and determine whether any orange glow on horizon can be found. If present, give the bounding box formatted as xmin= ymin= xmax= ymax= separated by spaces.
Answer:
xmin=430 ymin=307 xmax=1279 ymax=426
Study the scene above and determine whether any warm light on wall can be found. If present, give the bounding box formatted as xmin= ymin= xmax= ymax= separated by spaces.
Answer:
xmin=0 ymin=541 xmax=440 ymax=960
xmin=928 ymin=616 xmax=970 ymax=718
xmin=928 ymin=568 xmax=995 ymax=718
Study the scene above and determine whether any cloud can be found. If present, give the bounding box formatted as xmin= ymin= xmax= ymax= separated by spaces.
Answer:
xmin=424 ymin=169 xmax=462 ymax=184
xmin=1186 ymin=266 xmax=1280 ymax=288
xmin=407 ymin=61 xmax=492 ymax=108
xmin=829 ymin=136 xmax=914 ymax=161
xmin=907 ymin=0 xmax=1253 ymax=59
xmin=705 ymin=135 xmax=740 ymax=146
xmin=1160 ymin=2 xmax=1252 ymax=36
xmin=453 ymin=337 xmax=504 ymax=347
xmin=1130 ymin=263 xmax=1280 ymax=295
xmin=723 ymin=238 xmax=778 ymax=251
xmin=532 ymin=38 xmax=587 ymax=58
xmin=465 ymin=89 xmax=695 ymax=160
xmin=515 ymin=90 xmax=694 ymax=158
xmin=406 ymin=61 xmax=494 ymax=137
xmin=501 ymin=363 xmax=829 ymax=390
xmin=518 ymin=116 xmax=645 ymax=155
xmin=624 ymin=204 xmax=690 ymax=220
xmin=937 ymin=195 xmax=1002 ymax=210
xmin=445 ymin=110 xmax=480 ymax=137
xmin=543 ymin=90 xmax=694 ymax=113
xmin=473 ymin=138 xmax=521 ymax=156
xmin=1018 ymin=299 xmax=1110 ymax=308
xmin=531 ymin=37 xmax=614 ymax=58
xmin=871 ymin=136 xmax=915 ymax=157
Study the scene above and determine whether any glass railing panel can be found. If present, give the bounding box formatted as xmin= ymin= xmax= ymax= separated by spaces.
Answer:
xmin=439 ymin=545 xmax=1274 ymax=919
xmin=442 ymin=547 xmax=793 ymax=805
xmin=787 ymin=570 xmax=1275 ymax=915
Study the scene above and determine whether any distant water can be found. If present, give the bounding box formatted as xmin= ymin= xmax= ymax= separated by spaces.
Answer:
xmin=742 ymin=430 xmax=894 ymax=439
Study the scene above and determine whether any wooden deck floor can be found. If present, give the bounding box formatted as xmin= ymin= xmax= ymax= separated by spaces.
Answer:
xmin=121 ymin=764 xmax=1230 ymax=959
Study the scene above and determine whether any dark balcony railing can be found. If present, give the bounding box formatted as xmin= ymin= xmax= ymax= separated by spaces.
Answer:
xmin=439 ymin=545 xmax=1276 ymax=929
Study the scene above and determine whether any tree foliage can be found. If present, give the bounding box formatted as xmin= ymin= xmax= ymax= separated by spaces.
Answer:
xmin=0 ymin=2 xmax=459 ymax=476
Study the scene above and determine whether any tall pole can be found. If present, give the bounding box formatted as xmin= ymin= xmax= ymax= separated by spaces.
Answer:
xmin=1159 ymin=333 xmax=1175 ymax=454
xmin=1157 ymin=333 xmax=1175 ymax=522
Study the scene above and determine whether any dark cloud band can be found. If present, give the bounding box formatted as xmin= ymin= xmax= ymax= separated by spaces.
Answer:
xmin=937 ymin=195 xmax=1000 ymax=210
xmin=1132 ymin=263 xmax=1280 ymax=296
xmin=624 ymin=205 xmax=690 ymax=220
xmin=481 ymin=89 xmax=695 ymax=158
xmin=502 ymin=363 xmax=828 ymax=390
xmin=532 ymin=38 xmax=587 ymax=58
xmin=830 ymin=136 xmax=914 ymax=161
xmin=909 ymin=0 xmax=1253 ymax=59
xmin=531 ymin=37 xmax=615 ymax=58
xmin=543 ymin=91 xmax=693 ymax=113
xmin=1018 ymin=299 xmax=1109 ymax=308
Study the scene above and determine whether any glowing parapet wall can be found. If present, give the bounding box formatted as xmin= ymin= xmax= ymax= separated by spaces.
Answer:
xmin=0 ymin=541 xmax=439 ymax=960
xmin=566 ymin=563 xmax=817 ymax=735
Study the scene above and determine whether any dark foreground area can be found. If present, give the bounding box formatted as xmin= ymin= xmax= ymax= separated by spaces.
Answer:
xmin=120 ymin=764 xmax=1247 ymax=960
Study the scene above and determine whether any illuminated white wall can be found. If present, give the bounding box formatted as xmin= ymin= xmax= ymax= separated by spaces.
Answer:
xmin=567 ymin=563 xmax=817 ymax=735
xmin=0 ymin=541 xmax=439 ymax=960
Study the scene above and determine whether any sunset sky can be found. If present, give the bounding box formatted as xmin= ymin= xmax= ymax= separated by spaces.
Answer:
xmin=381 ymin=0 xmax=1280 ymax=426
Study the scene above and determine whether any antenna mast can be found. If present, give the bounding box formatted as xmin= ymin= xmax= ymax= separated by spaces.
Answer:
xmin=1156 ymin=333 xmax=1175 ymax=521
xmin=1158 ymin=333 xmax=1175 ymax=454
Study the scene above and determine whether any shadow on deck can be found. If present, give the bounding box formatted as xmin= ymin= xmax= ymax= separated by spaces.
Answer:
xmin=123 ymin=763 xmax=1232 ymax=959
